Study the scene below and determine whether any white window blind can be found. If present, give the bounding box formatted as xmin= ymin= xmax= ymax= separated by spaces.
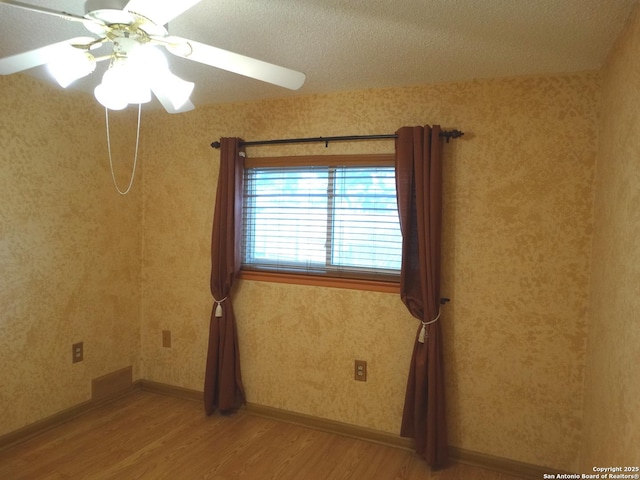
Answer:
xmin=242 ymin=155 xmax=402 ymax=281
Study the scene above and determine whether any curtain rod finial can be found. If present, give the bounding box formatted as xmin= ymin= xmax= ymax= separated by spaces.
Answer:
xmin=440 ymin=130 xmax=464 ymax=143
xmin=211 ymin=141 xmax=221 ymax=149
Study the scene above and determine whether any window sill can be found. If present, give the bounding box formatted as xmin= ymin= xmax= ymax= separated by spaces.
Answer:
xmin=237 ymin=270 xmax=400 ymax=294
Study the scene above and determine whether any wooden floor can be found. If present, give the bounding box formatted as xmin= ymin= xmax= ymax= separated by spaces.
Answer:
xmin=0 ymin=391 xmax=526 ymax=479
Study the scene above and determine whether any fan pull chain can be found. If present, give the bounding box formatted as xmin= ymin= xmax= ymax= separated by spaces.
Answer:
xmin=105 ymin=104 xmax=141 ymax=195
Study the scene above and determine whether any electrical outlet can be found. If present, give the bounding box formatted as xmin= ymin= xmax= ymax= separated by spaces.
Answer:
xmin=72 ymin=342 xmax=83 ymax=363
xmin=354 ymin=360 xmax=367 ymax=382
xmin=162 ymin=330 xmax=171 ymax=348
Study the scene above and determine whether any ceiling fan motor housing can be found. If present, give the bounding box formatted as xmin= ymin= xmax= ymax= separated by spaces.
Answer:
xmin=85 ymin=0 xmax=131 ymax=24
xmin=85 ymin=0 xmax=129 ymax=11
xmin=84 ymin=0 xmax=167 ymax=40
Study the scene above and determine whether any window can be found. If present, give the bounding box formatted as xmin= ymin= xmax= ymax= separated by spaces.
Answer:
xmin=241 ymin=154 xmax=402 ymax=285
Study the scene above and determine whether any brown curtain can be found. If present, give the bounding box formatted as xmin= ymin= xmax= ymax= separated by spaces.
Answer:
xmin=395 ymin=126 xmax=448 ymax=467
xmin=204 ymin=137 xmax=246 ymax=415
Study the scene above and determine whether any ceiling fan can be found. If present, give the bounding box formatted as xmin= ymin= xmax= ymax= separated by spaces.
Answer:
xmin=0 ymin=0 xmax=307 ymax=113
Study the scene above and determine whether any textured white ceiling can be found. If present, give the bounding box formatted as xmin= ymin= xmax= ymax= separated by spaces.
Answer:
xmin=0 ymin=0 xmax=637 ymax=110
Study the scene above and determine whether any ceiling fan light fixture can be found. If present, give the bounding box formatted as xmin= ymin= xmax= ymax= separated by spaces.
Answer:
xmin=129 ymin=45 xmax=168 ymax=74
xmin=47 ymin=48 xmax=96 ymax=88
xmin=130 ymin=45 xmax=194 ymax=109
xmin=94 ymin=81 xmax=127 ymax=110
xmin=125 ymin=81 xmax=152 ymax=105
xmin=156 ymin=72 xmax=194 ymax=110
xmin=94 ymin=57 xmax=152 ymax=109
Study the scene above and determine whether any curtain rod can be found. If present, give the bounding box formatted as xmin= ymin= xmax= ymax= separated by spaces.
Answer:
xmin=210 ymin=130 xmax=464 ymax=149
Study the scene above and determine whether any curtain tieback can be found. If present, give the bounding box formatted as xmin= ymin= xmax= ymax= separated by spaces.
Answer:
xmin=418 ymin=309 xmax=441 ymax=344
xmin=213 ymin=296 xmax=229 ymax=318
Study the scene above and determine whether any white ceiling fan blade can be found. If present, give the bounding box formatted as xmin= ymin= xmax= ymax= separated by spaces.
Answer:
xmin=151 ymin=85 xmax=195 ymax=114
xmin=164 ymin=37 xmax=306 ymax=90
xmin=124 ymin=0 xmax=201 ymax=26
xmin=0 ymin=0 xmax=105 ymax=27
xmin=0 ymin=37 xmax=97 ymax=75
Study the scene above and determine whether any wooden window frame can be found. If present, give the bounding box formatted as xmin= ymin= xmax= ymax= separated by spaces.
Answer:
xmin=240 ymin=153 xmax=400 ymax=293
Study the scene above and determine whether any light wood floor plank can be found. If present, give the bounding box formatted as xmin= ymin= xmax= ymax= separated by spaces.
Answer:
xmin=0 ymin=391 xmax=528 ymax=480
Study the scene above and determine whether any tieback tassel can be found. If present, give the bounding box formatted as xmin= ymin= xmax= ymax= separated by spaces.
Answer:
xmin=418 ymin=309 xmax=441 ymax=344
xmin=214 ymin=296 xmax=228 ymax=317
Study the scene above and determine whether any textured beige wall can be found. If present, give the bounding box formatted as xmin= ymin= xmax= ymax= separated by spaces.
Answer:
xmin=141 ymin=73 xmax=599 ymax=470
xmin=0 ymin=69 xmax=603 ymax=470
xmin=581 ymin=4 xmax=640 ymax=469
xmin=0 ymin=75 xmax=142 ymax=436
